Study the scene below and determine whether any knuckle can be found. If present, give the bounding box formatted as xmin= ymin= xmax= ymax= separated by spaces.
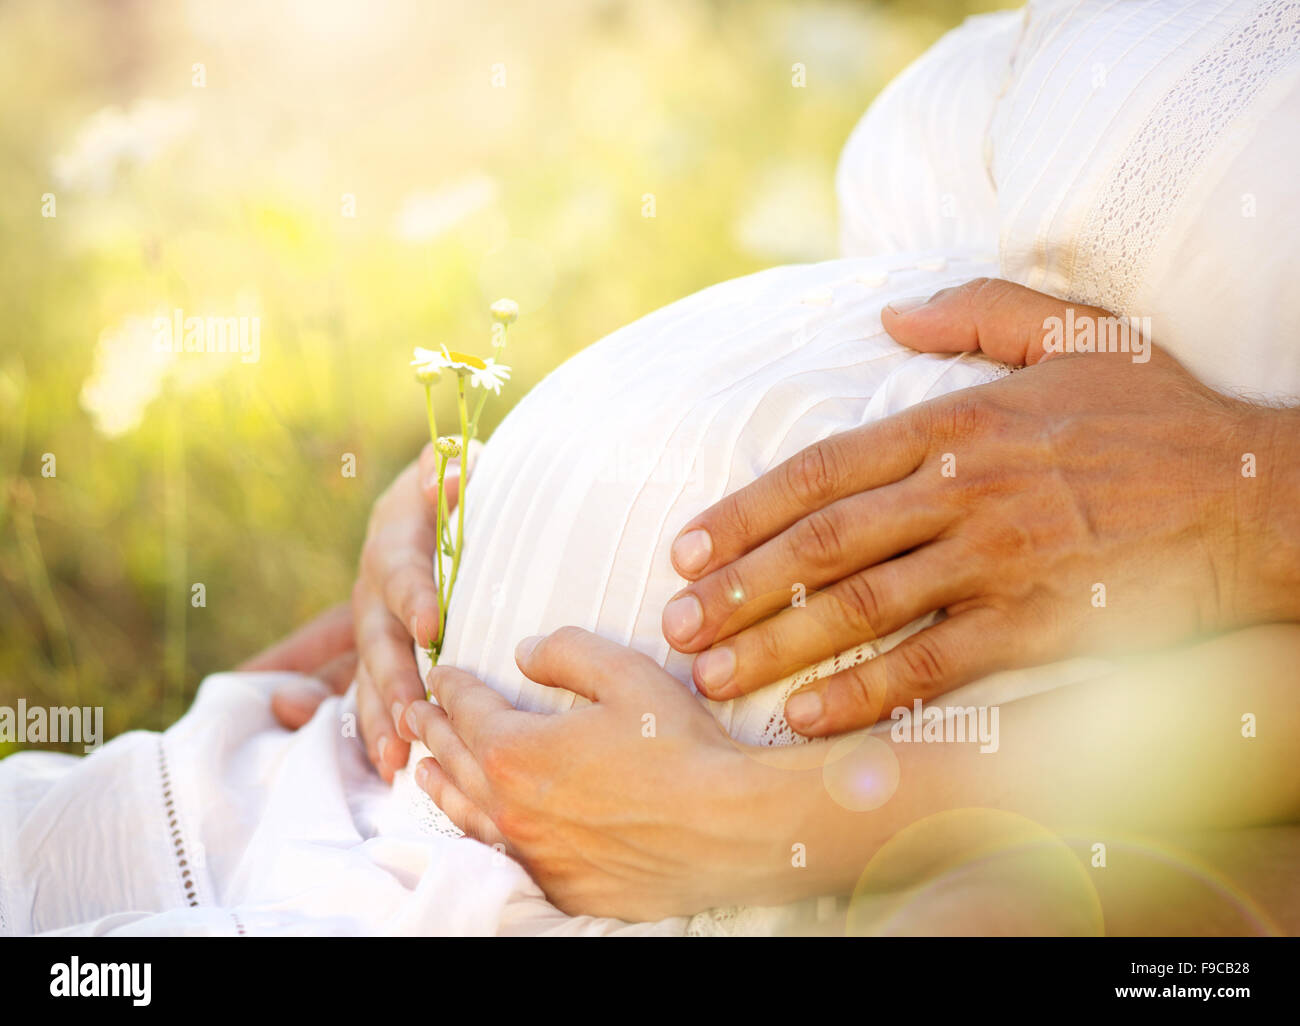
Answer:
xmin=897 ymin=634 xmax=948 ymax=693
xmin=479 ymin=737 xmax=523 ymax=790
xmin=841 ymin=664 xmax=881 ymax=722
xmin=936 ymin=393 xmax=999 ymax=440
xmin=479 ymin=740 xmax=509 ymax=780
xmin=988 ymin=518 xmax=1035 ymax=561
xmin=721 ymin=492 xmax=757 ymax=542
xmin=424 ymin=768 xmax=450 ymax=808
xmin=753 ymin=621 xmax=787 ymax=670
xmin=784 ymin=443 xmax=840 ymax=506
xmin=833 ymin=572 xmax=887 ymax=638
xmin=719 ymin=564 xmax=748 ymax=609
xmin=492 ymin=803 xmax=537 ymax=845
xmin=547 ymin=625 xmax=586 ymax=657
xmin=967 ymin=276 xmax=1022 ymax=318
xmin=791 ymin=508 xmax=845 ymax=568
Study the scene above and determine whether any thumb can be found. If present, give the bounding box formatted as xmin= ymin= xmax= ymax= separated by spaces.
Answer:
xmin=880 ymin=277 xmax=1114 ymax=367
xmin=514 ymin=626 xmax=672 ymax=705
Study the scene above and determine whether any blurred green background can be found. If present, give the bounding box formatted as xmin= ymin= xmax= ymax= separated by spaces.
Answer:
xmin=0 ymin=0 xmax=1012 ymax=753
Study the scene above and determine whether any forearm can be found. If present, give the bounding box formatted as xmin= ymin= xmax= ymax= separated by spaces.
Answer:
xmin=741 ymin=623 xmax=1300 ymax=904
xmin=1236 ymin=403 xmax=1300 ymax=623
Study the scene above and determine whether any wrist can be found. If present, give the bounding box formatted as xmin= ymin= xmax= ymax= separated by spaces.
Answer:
xmin=723 ymin=742 xmax=877 ymax=906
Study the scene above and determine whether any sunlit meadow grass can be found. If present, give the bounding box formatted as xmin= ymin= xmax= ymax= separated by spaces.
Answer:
xmin=0 ymin=0 xmax=1010 ymax=753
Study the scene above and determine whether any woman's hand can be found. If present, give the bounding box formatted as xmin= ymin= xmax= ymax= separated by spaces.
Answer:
xmin=403 ymin=628 xmax=801 ymax=921
xmin=241 ymin=601 xmax=358 ymax=722
xmin=269 ymin=441 xmax=476 ymax=780
xmin=664 ymin=279 xmax=1300 ymax=737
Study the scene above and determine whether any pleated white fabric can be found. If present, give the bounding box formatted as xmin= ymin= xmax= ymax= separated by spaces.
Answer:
xmin=3 ymin=0 xmax=1297 ymax=936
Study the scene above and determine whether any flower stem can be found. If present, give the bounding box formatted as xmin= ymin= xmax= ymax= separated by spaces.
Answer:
xmin=468 ymin=325 xmax=508 ymax=437
xmin=447 ymin=379 xmax=471 ymax=607
xmin=424 ymin=383 xmax=439 ymax=447
xmin=432 ymin=451 xmax=449 ymax=661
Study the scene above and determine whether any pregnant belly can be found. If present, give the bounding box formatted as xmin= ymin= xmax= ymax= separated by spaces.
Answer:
xmin=425 ymin=249 xmax=1010 ymax=747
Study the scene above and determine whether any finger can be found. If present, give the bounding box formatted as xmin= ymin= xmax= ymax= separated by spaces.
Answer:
xmin=270 ymin=677 xmax=331 ymax=730
xmin=380 ymin=556 xmax=441 ymax=651
xmin=783 ymin=609 xmax=1013 ymax=736
xmin=664 ymin=477 xmax=950 ymax=652
xmin=693 ymin=542 xmax=979 ymax=700
xmin=513 ymin=626 xmax=671 ymax=704
xmin=268 ymin=648 xmax=360 ymax=730
xmin=355 ymin=587 xmax=429 ymax=744
xmin=669 ymin=414 xmax=932 ymax=581
xmin=413 ymin=758 xmax=505 ymax=847
xmin=405 ymin=700 xmax=494 ymax=809
xmin=239 ymin=600 xmax=353 ymax=672
xmin=881 ymin=277 xmax=1117 ymax=367
xmin=425 ymin=663 xmax=522 ymax=756
xmin=362 ymin=521 xmax=441 ymax=650
xmin=356 ymin=661 xmax=408 ymax=780
xmin=314 ymin=649 xmax=359 ymax=693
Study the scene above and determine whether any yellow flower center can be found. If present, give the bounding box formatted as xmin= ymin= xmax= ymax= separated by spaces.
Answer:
xmin=447 ymin=351 xmax=487 ymax=370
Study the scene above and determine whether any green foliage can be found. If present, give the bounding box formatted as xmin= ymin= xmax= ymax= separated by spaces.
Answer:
xmin=0 ymin=0 xmax=1011 ymax=749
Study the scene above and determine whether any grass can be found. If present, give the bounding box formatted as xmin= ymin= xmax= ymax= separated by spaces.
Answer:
xmin=0 ymin=0 xmax=1012 ymax=754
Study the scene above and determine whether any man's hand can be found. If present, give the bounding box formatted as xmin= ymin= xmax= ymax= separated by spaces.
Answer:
xmin=663 ymin=278 xmax=1300 ymax=737
xmin=268 ymin=441 xmax=476 ymax=780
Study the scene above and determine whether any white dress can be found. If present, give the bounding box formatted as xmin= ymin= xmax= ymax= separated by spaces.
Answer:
xmin=3 ymin=0 xmax=1298 ymax=937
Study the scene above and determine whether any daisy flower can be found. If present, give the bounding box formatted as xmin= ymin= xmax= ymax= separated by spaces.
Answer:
xmin=408 ymin=298 xmax=521 ymax=663
xmin=489 ymin=298 xmax=519 ymax=325
xmin=437 ymin=346 xmax=488 ymax=378
xmin=470 ymin=357 xmax=512 ymax=395
xmin=410 ymin=346 xmax=449 ymax=383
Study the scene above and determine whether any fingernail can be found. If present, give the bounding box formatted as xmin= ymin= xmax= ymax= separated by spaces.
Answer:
xmin=515 ymin=634 xmax=543 ymax=663
xmin=414 ymin=759 xmax=430 ymax=788
xmin=693 ymin=646 xmax=736 ymax=695
xmin=377 ymin=735 xmax=390 ymax=765
xmin=405 ymin=704 xmax=420 ymax=735
xmin=785 ymin=689 xmax=824 ymax=727
xmin=886 ymin=295 xmax=930 ymax=316
xmin=662 ymin=595 xmax=704 ymax=645
xmin=671 ymin=529 xmax=713 ymax=575
xmin=392 ymin=701 xmax=407 ymax=729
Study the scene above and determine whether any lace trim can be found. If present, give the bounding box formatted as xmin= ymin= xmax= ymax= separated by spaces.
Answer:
xmin=157 ymin=740 xmax=200 ymax=908
xmin=1072 ymin=0 xmax=1300 ymax=313
xmin=687 ymin=897 xmax=847 ymax=937
xmin=755 ymin=641 xmax=879 ymax=747
xmin=394 ymin=755 xmax=467 ymax=840
xmin=752 ymin=605 xmax=956 ymax=748
xmin=687 ymin=905 xmax=771 ymax=937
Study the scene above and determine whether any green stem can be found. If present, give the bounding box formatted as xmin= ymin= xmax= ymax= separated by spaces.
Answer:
xmin=424 ymin=382 xmax=439 ymax=447
xmin=432 ymin=452 xmax=448 ymax=662
xmin=447 ymin=379 xmax=471 ymax=606
xmin=467 ymin=326 xmax=508 ymax=438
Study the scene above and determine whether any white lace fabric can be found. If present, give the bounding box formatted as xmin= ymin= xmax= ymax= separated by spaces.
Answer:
xmin=1071 ymin=0 xmax=1300 ymax=315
